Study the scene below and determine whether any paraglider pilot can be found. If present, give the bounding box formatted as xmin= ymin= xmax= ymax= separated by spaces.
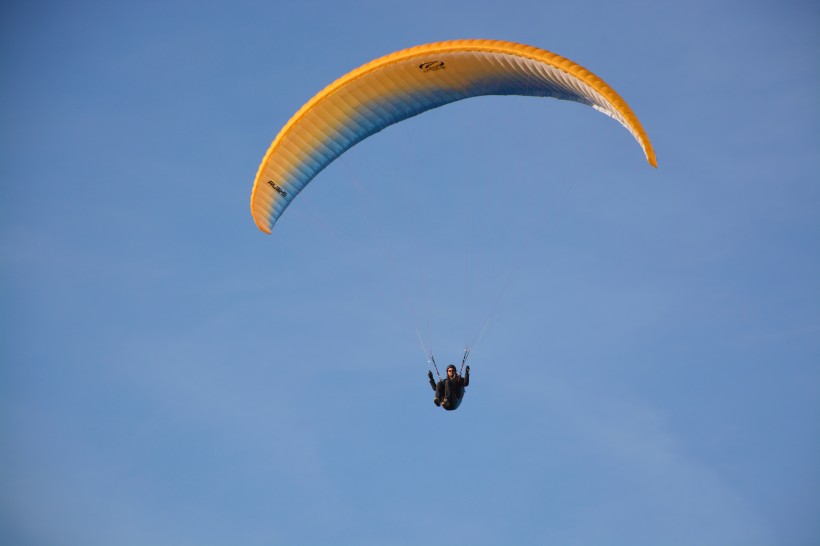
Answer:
xmin=428 ymin=364 xmax=469 ymax=411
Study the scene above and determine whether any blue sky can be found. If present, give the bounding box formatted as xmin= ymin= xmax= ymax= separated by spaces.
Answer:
xmin=2 ymin=1 xmax=818 ymax=545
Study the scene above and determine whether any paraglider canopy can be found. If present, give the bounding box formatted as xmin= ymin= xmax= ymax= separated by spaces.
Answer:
xmin=250 ymin=39 xmax=656 ymax=233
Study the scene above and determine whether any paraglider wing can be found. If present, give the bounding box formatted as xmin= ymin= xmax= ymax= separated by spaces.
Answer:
xmin=250 ymin=39 xmax=656 ymax=234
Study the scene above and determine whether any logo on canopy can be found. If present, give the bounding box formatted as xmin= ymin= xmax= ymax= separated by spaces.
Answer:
xmin=418 ymin=61 xmax=445 ymax=73
xmin=267 ymin=180 xmax=288 ymax=197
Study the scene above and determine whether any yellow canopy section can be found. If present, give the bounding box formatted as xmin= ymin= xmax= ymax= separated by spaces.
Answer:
xmin=251 ymin=39 xmax=656 ymax=233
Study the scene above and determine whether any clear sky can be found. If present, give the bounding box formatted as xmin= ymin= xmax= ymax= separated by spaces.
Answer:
xmin=2 ymin=1 xmax=818 ymax=545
